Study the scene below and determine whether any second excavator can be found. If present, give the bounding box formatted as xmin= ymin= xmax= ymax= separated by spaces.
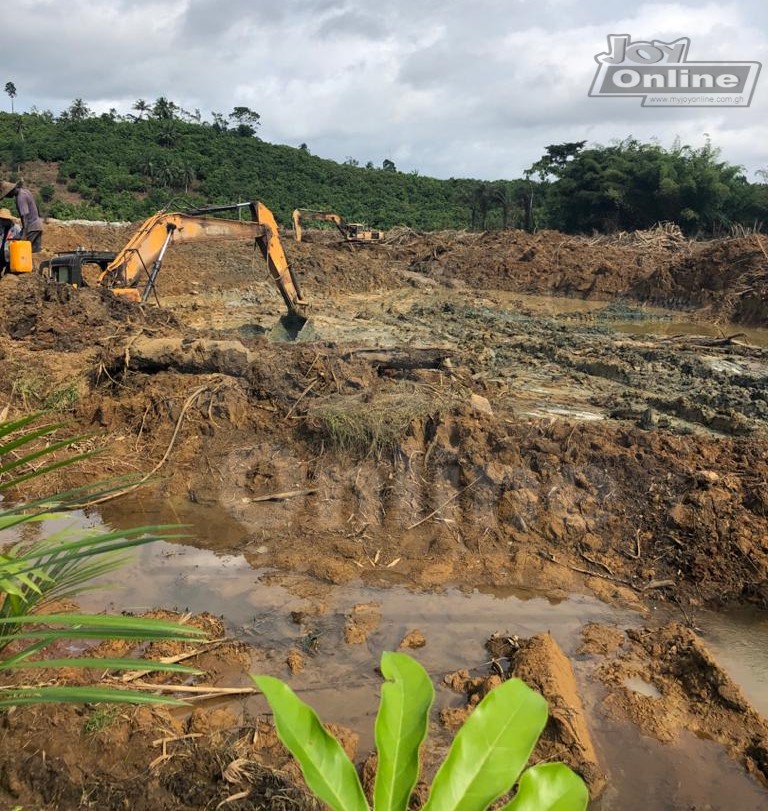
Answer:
xmin=39 ymin=202 xmax=311 ymax=340
xmin=291 ymin=209 xmax=383 ymax=243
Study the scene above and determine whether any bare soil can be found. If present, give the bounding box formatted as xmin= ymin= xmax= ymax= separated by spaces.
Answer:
xmin=1 ymin=221 xmax=767 ymax=809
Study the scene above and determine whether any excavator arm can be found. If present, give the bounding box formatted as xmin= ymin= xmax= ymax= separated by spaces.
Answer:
xmin=102 ymin=202 xmax=308 ymax=319
xmin=291 ymin=209 xmax=346 ymax=243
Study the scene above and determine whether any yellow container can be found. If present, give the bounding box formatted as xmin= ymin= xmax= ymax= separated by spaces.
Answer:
xmin=9 ymin=240 xmax=33 ymax=273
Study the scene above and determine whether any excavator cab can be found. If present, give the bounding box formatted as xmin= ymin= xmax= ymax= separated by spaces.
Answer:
xmin=40 ymin=250 xmax=117 ymax=287
xmin=345 ymin=223 xmax=384 ymax=242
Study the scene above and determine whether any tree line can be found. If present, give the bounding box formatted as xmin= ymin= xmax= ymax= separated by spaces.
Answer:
xmin=1 ymin=90 xmax=766 ymax=235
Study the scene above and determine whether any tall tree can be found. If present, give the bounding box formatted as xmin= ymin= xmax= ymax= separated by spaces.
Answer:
xmin=229 ymin=106 xmax=260 ymax=136
xmin=4 ymin=81 xmax=17 ymax=113
xmin=132 ymin=99 xmax=150 ymax=120
xmin=151 ymin=96 xmax=177 ymax=120
xmin=66 ymin=98 xmax=92 ymax=121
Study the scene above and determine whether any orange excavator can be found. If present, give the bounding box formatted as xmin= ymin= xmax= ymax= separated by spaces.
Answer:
xmin=291 ymin=208 xmax=383 ymax=243
xmin=40 ymin=202 xmax=311 ymax=338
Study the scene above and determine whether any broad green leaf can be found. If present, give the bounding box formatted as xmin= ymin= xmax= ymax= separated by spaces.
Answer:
xmin=500 ymin=764 xmax=588 ymax=811
xmin=423 ymin=678 xmax=548 ymax=811
xmin=253 ymin=675 xmax=369 ymax=811
xmin=374 ymin=651 xmax=434 ymax=811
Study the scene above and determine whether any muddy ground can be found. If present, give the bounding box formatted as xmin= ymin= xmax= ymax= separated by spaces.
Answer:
xmin=0 ymin=222 xmax=767 ymax=809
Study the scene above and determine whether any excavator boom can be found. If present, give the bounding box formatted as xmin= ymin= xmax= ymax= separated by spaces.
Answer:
xmin=102 ymin=202 xmax=307 ymax=321
xmin=40 ymin=201 xmax=311 ymax=339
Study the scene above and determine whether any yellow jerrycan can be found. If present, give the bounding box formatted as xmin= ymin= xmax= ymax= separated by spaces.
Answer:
xmin=9 ymin=240 xmax=33 ymax=273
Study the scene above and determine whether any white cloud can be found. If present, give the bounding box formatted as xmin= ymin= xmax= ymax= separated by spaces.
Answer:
xmin=3 ymin=0 xmax=767 ymax=178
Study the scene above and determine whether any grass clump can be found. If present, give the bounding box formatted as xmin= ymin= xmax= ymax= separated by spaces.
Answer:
xmin=309 ymin=386 xmax=434 ymax=458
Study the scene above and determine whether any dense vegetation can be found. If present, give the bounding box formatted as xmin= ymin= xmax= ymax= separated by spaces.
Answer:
xmin=0 ymin=96 xmax=766 ymax=235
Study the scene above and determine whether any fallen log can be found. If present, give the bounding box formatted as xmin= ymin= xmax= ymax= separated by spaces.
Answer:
xmin=341 ymin=347 xmax=453 ymax=371
xmin=116 ymin=337 xmax=256 ymax=377
xmin=110 ymin=338 xmax=454 ymax=377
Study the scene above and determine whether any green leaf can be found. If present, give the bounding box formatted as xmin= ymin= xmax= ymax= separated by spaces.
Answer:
xmin=0 ymin=685 xmax=187 ymax=707
xmin=374 ymin=651 xmax=434 ymax=811
xmin=253 ymin=674 xmax=369 ymax=811
xmin=423 ymin=678 xmax=548 ymax=811
xmin=500 ymin=764 xmax=589 ymax=811
xmin=0 ymin=613 xmax=205 ymax=633
xmin=1 ymin=658 xmax=201 ymax=674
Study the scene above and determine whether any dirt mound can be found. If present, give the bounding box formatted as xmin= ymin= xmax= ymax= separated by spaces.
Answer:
xmin=442 ymin=632 xmax=605 ymax=797
xmin=598 ymin=622 xmax=768 ymax=785
xmin=0 ymin=274 xmax=178 ymax=351
xmin=633 ymin=236 xmax=768 ymax=326
xmin=407 ymin=229 xmax=656 ymax=298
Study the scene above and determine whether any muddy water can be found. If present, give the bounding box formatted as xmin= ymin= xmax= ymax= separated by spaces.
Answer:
xmin=489 ymin=289 xmax=768 ymax=346
xmin=607 ymin=318 xmax=768 ymax=347
xmin=82 ymin=496 xmax=768 ymax=810
xmin=697 ymin=607 xmax=768 ymax=717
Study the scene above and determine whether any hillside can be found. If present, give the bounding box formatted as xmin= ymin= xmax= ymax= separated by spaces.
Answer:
xmin=0 ymin=112 xmax=489 ymax=229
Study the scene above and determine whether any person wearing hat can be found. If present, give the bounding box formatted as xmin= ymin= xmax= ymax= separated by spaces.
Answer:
xmin=0 ymin=180 xmax=43 ymax=254
xmin=0 ymin=206 xmax=22 ymax=275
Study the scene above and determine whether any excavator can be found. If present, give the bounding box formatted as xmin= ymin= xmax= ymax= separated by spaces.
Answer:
xmin=38 ymin=202 xmax=311 ymax=339
xmin=291 ymin=208 xmax=384 ymax=244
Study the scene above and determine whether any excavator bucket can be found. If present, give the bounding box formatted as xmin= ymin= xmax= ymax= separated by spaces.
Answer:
xmin=269 ymin=313 xmax=316 ymax=342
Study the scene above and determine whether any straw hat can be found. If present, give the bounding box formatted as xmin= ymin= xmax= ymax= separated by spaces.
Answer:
xmin=0 ymin=207 xmax=15 ymax=221
xmin=0 ymin=181 xmax=18 ymax=198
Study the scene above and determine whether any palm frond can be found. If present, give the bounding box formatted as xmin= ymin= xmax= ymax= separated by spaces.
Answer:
xmin=0 ymin=414 xmax=208 ymax=707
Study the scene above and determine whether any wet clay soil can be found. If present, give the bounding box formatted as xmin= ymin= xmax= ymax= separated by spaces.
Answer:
xmin=0 ymin=222 xmax=767 ymax=809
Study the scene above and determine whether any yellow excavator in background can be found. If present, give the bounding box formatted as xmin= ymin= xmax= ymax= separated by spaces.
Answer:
xmin=39 ymin=202 xmax=311 ymax=339
xmin=291 ymin=208 xmax=384 ymax=244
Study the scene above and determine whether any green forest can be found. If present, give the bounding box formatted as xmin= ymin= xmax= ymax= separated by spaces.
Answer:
xmin=0 ymin=95 xmax=766 ymax=235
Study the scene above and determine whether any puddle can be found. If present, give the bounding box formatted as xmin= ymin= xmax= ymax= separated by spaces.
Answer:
xmin=588 ymin=718 xmax=768 ymax=811
xmin=607 ymin=319 xmax=768 ymax=348
xmin=74 ymin=523 xmax=633 ymax=756
xmin=5 ymin=496 xmax=768 ymax=809
xmin=622 ymin=675 xmax=662 ymax=699
xmin=697 ymin=606 xmax=768 ymax=717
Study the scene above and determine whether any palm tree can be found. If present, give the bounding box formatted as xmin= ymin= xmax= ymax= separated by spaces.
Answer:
xmin=462 ymin=182 xmax=494 ymax=230
xmin=67 ymin=98 xmax=91 ymax=121
xmin=491 ymin=182 xmax=515 ymax=229
xmin=180 ymin=161 xmax=196 ymax=193
xmin=132 ymin=98 xmax=150 ymax=120
xmin=152 ymin=96 xmax=177 ymax=120
xmin=155 ymin=120 xmax=181 ymax=148
xmin=4 ymin=82 xmax=17 ymax=113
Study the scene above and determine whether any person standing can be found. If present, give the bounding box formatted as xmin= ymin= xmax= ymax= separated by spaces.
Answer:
xmin=0 ymin=180 xmax=43 ymax=253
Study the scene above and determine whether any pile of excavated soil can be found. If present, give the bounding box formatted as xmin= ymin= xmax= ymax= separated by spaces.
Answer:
xmin=632 ymin=235 xmax=768 ymax=326
xmin=406 ymin=229 xmax=657 ymax=298
xmin=404 ymin=228 xmax=767 ymax=325
xmin=443 ymin=632 xmax=606 ymax=798
xmin=0 ymin=274 xmax=179 ymax=351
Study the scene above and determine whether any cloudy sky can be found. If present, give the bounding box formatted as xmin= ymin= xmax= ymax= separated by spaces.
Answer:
xmin=3 ymin=0 xmax=767 ymax=179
